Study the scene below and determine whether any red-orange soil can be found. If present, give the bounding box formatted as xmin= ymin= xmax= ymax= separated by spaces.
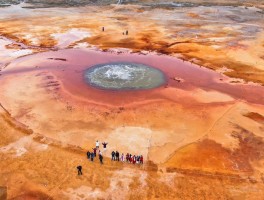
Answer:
xmin=0 ymin=2 xmax=264 ymax=200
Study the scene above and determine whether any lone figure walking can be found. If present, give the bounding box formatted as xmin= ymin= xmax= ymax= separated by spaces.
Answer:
xmin=77 ymin=165 xmax=82 ymax=175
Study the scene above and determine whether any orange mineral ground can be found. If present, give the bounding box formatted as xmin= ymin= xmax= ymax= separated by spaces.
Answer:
xmin=0 ymin=1 xmax=264 ymax=200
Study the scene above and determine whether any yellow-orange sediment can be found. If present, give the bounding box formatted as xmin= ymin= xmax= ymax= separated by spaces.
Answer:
xmin=0 ymin=3 xmax=264 ymax=199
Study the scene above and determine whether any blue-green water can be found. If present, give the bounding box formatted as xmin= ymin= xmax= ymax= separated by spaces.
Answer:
xmin=84 ymin=62 xmax=166 ymax=90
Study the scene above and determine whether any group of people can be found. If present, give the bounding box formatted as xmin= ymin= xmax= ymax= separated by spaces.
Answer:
xmin=86 ymin=140 xmax=107 ymax=164
xmin=77 ymin=140 xmax=143 ymax=175
xmin=77 ymin=141 xmax=107 ymax=175
xmin=111 ymin=151 xmax=144 ymax=164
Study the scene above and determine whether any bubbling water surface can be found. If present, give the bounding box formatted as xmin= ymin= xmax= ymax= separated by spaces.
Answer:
xmin=84 ymin=62 xmax=166 ymax=90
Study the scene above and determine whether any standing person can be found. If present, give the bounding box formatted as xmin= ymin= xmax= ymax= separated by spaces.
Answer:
xmin=126 ymin=30 xmax=128 ymax=35
xmin=116 ymin=151 xmax=120 ymax=161
xmin=121 ymin=153 xmax=124 ymax=162
xmin=92 ymin=148 xmax=97 ymax=157
xmin=102 ymin=27 xmax=104 ymax=32
xmin=126 ymin=153 xmax=129 ymax=162
xmin=87 ymin=151 xmax=91 ymax=160
xmin=91 ymin=152 xmax=94 ymax=162
xmin=133 ymin=155 xmax=136 ymax=164
xmin=140 ymin=155 xmax=143 ymax=164
xmin=96 ymin=140 xmax=100 ymax=149
xmin=99 ymin=154 xmax=103 ymax=164
xmin=102 ymin=142 xmax=108 ymax=151
xmin=129 ymin=154 xmax=132 ymax=163
xmin=111 ymin=151 xmax=116 ymax=161
xmin=77 ymin=165 xmax=82 ymax=175
xmin=99 ymin=150 xmax=102 ymax=156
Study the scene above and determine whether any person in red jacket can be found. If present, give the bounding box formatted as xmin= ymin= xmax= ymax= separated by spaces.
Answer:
xmin=140 ymin=155 xmax=143 ymax=164
xmin=92 ymin=148 xmax=97 ymax=157
xmin=129 ymin=155 xmax=133 ymax=163
xmin=133 ymin=155 xmax=136 ymax=164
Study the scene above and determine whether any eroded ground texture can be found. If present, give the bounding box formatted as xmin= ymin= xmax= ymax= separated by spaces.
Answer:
xmin=0 ymin=1 xmax=264 ymax=199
